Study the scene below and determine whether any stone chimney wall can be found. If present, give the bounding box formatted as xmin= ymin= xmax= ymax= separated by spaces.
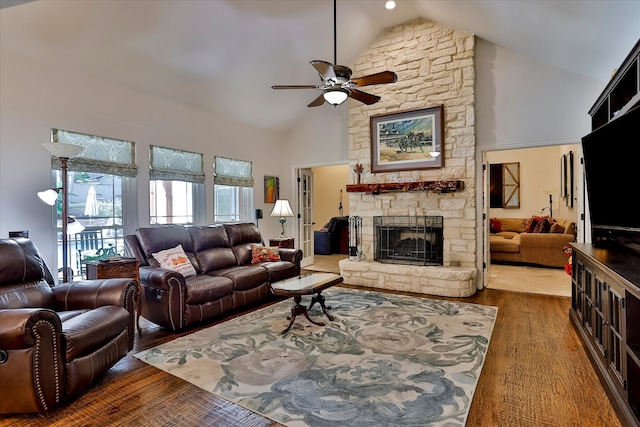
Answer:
xmin=348 ymin=18 xmax=476 ymax=269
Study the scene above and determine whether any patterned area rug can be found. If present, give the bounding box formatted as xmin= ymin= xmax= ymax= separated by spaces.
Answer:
xmin=135 ymin=288 xmax=497 ymax=426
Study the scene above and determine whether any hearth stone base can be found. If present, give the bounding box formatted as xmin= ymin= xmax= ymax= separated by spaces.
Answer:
xmin=338 ymin=260 xmax=477 ymax=297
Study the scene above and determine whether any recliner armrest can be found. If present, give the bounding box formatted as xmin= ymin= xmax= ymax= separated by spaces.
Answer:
xmin=139 ymin=266 xmax=186 ymax=291
xmin=0 ymin=308 xmax=61 ymax=350
xmin=0 ymin=308 xmax=64 ymax=414
xmin=52 ymin=278 xmax=138 ymax=311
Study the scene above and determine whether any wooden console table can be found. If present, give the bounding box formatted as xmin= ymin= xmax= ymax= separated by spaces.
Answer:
xmin=86 ymin=258 xmax=142 ymax=334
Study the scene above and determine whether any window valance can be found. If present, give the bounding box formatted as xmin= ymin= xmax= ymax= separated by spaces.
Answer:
xmin=214 ymin=156 xmax=253 ymax=187
xmin=150 ymin=145 xmax=205 ymax=183
xmin=52 ymin=129 xmax=137 ymax=177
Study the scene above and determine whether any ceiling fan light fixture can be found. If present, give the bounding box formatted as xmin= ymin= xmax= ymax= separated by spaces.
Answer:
xmin=323 ymin=89 xmax=349 ymax=105
xmin=385 ymin=0 xmax=397 ymax=10
xmin=429 ymin=151 xmax=441 ymax=158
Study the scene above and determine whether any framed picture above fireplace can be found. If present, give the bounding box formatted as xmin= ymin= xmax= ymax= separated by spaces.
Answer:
xmin=370 ymin=105 xmax=444 ymax=172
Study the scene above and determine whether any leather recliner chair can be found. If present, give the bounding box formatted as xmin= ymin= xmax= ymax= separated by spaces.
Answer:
xmin=0 ymin=238 xmax=138 ymax=414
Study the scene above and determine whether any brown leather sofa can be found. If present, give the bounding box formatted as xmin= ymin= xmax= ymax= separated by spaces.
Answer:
xmin=0 ymin=238 xmax=138 ymax=414
xmin=124 ymin=222 xmax=303 ymax=331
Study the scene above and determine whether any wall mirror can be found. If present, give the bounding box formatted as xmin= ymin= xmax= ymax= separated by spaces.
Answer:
xmin=489 ymin=162 xmax=520 ymax=209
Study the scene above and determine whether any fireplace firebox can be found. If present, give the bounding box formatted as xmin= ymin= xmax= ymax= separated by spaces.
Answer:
xmin=374 ymin=216 xmax=443 ymax=266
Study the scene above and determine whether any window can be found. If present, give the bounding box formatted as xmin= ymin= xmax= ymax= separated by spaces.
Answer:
xmin=51 ymin=129 xmax=138 ymax=279
xmin=149 ymin=145 xmax=205 ymax=225
xmin=214 ymin=156 xmax=254 ymax=222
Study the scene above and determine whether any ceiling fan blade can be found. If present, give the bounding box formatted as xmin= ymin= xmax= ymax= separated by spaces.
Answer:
xmin=307 ymin=94 xmax=326 ymax=107
xmin=272 ymin=85 xmax=318 ymax=90
xmin=349 ymin=89 xmax=381 ymax=105
xmin=351 ymin=71 xmax=398 ymax=87
xmin=310 ymin=60 xmax=337 ymax=81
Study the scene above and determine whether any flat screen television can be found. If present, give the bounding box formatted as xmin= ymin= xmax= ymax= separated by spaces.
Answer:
xmin=582 ymin=104 xmax=640 ymax=251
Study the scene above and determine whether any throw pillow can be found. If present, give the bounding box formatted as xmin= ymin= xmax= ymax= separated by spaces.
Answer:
xmin=533 ymin=218 xmax=552 ymax=233
xmin=550 ymin=222 xmax=566 ymax=234
xmin=526 ymin=215 xmax=546 ymax=233
xmin=490 ymin=218 xmax=502 ymax=233
xmin=251 ymin=244 xmax=280 ymax=264
xmin=152 ymin=244 xmax=197 ymax=277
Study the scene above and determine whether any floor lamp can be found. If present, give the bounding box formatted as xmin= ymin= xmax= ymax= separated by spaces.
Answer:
xmin=40 ymin=142 xmax=84 ymax=283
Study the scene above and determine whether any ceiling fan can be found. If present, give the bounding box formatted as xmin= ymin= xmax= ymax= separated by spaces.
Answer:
xmin=271 ymin=0 xmax=397 ymax=107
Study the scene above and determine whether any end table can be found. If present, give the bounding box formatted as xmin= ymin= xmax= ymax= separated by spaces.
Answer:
xmin=269 ymin=237 xmax=294 ymax=249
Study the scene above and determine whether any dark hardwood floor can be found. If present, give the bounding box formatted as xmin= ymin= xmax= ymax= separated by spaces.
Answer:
xmin=0 ymin=286 xmax=626 ymax=427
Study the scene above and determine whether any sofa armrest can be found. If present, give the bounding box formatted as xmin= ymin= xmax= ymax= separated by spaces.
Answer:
xmin=139 ymin=266 xmax=186 ymax=291
xmin=52 ymin=278 xmax=138 ymax=312
xmin=0 ymin=309 xmax=64 ymax=414
xmin=278 ymin=248 xmax=303 ymax=275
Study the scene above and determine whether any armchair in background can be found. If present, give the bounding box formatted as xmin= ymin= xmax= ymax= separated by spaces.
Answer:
xmin=314 ymin=216 xmax=349 ymax=255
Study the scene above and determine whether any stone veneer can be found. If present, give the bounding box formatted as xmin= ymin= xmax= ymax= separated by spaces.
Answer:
xmin=340 ymin=18 xmax=477 ymax=297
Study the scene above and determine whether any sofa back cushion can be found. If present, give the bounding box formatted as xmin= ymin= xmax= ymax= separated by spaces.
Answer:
xmin=0 ymin=238 xmax=54 ymax=309
xmin=498 ymin=218 xmax=527 ymax=233
xmin=551 ymin=219 xmax=577 ymax=236
xmin=188 ymin=225 xmax=238 ymax=273
xmin=224 ymin=223 xmax=263 ymax=265
xmin=136 ymin=225 xmax=197 ymax=268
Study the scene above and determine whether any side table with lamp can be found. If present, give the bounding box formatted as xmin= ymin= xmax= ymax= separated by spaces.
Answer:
xmin=269 ymin=199 xmax=295 ymax=247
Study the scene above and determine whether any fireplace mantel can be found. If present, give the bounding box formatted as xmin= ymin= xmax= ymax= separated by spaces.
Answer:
xmin=346 ymin=180 xmax=464 ymax=194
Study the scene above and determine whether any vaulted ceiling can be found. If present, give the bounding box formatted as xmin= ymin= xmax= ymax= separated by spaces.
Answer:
xmin=1 ymin=0 xmax=638 ymax=131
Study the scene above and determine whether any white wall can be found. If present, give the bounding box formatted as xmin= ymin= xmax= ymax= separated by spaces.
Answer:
xmin=486 ymin=145 xmax=579 ymax=222
xmin=475 ymin=38 xmax=603 ymax=149
xmin=0 ymin=52 xmax=290 ymax=269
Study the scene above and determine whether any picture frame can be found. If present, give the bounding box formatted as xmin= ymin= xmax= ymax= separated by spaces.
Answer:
xmin=264 ymin=176 xmax=279 ymax=203
xmin=370 ymin=105 xmax=444 ymax=173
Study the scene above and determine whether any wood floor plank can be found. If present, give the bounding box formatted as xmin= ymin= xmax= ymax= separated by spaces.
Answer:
xmin=0 ymin=287 xmax=625 ymax=427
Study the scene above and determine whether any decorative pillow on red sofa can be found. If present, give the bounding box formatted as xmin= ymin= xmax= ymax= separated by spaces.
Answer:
xmin=490 ymin=218 xmax=502 ymax=233
xmin=251 ymin=245 xmax=280 ymax=263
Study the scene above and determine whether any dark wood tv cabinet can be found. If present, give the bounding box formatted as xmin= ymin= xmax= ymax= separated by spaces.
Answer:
xmin=570 ymin=243 xmax=640 ymax=426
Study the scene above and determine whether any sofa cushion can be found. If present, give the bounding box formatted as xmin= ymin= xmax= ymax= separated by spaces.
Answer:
xmin=184 ymin=275 xmax=234 ymax=304
xmin=259 ymin=261 xmax=298 ymax=283
xmin=152 ymin=244 xmax=197 ymax=277
xmin=499 ymin=218 xmax=527 ymax=233
xmin=490 ymin=235 xmax=520 ymax=253
xmin=136 ymin=226 xmax=194 ymax=262
xmin=533 ymin=218 xmax=552 ymax=233
xmin=490 ymin=218 xmax=502 ymax=233
xmin=494 ymin=231 xmax=519 ymax=239
xmin=525 ymin=216 xmax=545 ymax=233
xmin=251 ymin=245 xmax=280 ymax=263
xmin=224 ymin=223 xmax=264 ymax=265
xmin=60 ymin=305 xmax=130 ymax=362
xmin=189 ymin=225 xmax=238 ymax=273
xmin=212 ymin=265 xmax=268 ymax=292
xmin=550 ymin=222 xmax=566 ymax=233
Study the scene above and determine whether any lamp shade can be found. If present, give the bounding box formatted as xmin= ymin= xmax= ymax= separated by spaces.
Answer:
xmin=37 ymin=188 xmax=60 ymax=206
xmin=323 ymin=89 xmax=349 ymax=105
xmin=270 ymin=199 xmax=294 ymax=218
xmin=42 ymin=142 xmax=84 ymax=159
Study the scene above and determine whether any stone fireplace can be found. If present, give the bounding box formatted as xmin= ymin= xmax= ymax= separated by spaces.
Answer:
xmin=374 ymin=216 xmax=443 ymax=266
xmin=337 ymin=18 xmax=478 ymax=298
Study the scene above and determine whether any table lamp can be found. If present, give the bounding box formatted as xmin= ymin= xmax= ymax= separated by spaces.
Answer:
xmin=270 ymin=199 xmax=294 ymax=237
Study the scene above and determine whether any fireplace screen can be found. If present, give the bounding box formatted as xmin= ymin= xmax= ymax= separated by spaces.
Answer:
xmin=374 ymin=216 xmax=443 ymax=266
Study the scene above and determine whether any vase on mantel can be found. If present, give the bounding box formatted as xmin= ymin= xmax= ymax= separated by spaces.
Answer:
xmin=353 ymin=162 xmax=364 ymax=185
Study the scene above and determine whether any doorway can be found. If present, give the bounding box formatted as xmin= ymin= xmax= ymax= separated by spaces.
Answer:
xmin=483 ymin=144 xmax=581 ymax=297
xmin=295 ymin=164 xmax=349 ymax=269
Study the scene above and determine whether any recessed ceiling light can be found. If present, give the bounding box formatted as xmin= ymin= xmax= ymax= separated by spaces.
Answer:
xmin=385 ymin=1 xmax=396 ymax=10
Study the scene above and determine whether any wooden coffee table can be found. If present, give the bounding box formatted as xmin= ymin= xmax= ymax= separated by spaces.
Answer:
xmin=270 ymin=272 xmax=343 ymax=334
